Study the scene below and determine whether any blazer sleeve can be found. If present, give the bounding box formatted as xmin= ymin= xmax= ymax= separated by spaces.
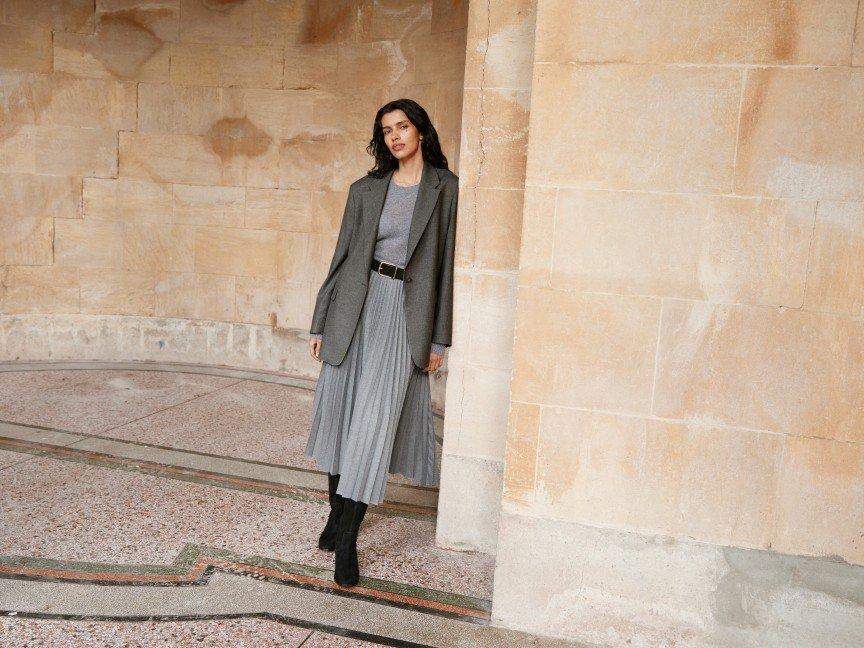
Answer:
xmin=309 ymin=186 xmax=358 ymax=335
xmin=431 ymin=187 xmax=457 ymax=348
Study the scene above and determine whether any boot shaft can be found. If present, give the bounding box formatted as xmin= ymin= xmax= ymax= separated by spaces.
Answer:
xmin=337 ymin=497 xmax=368 ymax=536
xmin=327 ymin=472 xmax=344 ymax=507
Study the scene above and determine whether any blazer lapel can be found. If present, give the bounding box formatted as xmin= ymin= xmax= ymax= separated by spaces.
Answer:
xmin=406 ymin=160 xmax=442 ymax=266
xmin=360 ymin=159 xmax=442 ymax=267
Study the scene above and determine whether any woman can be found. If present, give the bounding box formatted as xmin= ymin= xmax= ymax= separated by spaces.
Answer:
xmin=304 ymin=98 xmax=459 ymax=588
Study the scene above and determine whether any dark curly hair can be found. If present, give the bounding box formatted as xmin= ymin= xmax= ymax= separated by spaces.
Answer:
xmin=365 ymin=99 xmax=449 ymax=178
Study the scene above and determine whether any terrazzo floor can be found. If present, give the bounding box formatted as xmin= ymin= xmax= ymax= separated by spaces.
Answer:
xmin=0 ymin=363 xmax=513 ymax=647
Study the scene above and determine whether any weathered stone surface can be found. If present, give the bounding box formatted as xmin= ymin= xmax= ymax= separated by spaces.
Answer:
xmin=653 ymin=299 xmax=864 ymax=442
xmin=492 ymin=511 xmax=864 ymax=648
xmin=0 ymin=71 xmax=137 ymax=129
xmin=527 ymin=64 xmax=741 ymax=193
xmin=0 ymin=23 xmax=53 ymax=73
xmin=0 ymin=125 xmax=118 ymax=177
xmin=535 ymin=0 xmax=859 ymax=65
xmin=735 ymin=67 xmax=864 ymax=199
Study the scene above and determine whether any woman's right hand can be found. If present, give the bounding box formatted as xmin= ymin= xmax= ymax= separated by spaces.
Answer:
xmin=309 ymin=337 xmax=322 ymax=361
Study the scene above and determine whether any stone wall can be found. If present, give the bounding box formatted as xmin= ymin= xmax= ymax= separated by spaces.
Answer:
xmin=434 ymin=0 xmax=536 ymax=553
xmin=491 ymin=1 xmax=864 ymax=645
xmin=0 ymin=0 xmax=468 ymax=405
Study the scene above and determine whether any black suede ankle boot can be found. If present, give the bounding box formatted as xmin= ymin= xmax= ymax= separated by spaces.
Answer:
xmin=318 ymin=472 xmax=344 ymax=551
xmin=333 ymin=497 xmax=367 ymax=587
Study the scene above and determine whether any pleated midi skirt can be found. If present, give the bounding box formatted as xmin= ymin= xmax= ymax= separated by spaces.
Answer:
xmin=304 ymin=267 xmax=440 ymax=505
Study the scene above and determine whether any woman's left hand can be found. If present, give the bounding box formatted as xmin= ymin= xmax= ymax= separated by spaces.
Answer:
xmin=424 ymin=352 xmax=443 ymax=373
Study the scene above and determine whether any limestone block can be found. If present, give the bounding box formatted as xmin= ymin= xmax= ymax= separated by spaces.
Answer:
xmin=193 ymin=227 xmax=278 ymax=278
xmin=459 ymin=88 xmax=530 ymax=190
xmin=0 ymin=216 xmax=52 ymax=266
xmin=336 ymin=41 xmax=413 ymax=90
xmin=235 ymin=276 xmax=311 ymax=329
xmin=250 ymin=0 xmax=306 ymax=47
xmin=79 ymin=267 xmax=158 ymax=315
xmin=235 ymin=277 xmax=281 ymax=324
xmin=276 ymin=232 xmax=314 ymax=283
xmin=278 ymin=132 xmax=354 ymax=192
xmin=1 ymin=266 xmax=79 ymax=314
xmin=369 ymin=0 xmax=429 ymax=42
xmin=83 ymin=177 xmax=173 ymax=223
xmin=4 ymin=0 xmax=95 ymax=34
xmin=54 ymin=218 xmax=123 ymax=268
xmin=139 ymin=84 xmax=315 ymax=142
xmin=246 ymin=187 xmax=312 ymax=232
xmin=535 ymin=0 xmax=858 ymax=65
xmin=413 ymin=28 xmax=468 ymax=85
xmin=431 ymin=0 xmax=468 ymax=35
xmin=328 ymin=138 xmax=377 ymax=192
xmin=0 ymin=23 xmax=53 ymax=73
xmin=222 ymin=88 xmax=315 ymax=141
xmin=0 ymin=173 xmax=81 ymax=220
xmin=735 ymin=67 xmax=864 ymax=200
xmin=305 ymin=233 xmax=338 ymax=287
xmin=854 ymin=5 xmax=864 ymax=65
xmin=178 ymin=0 xmax=255 ymax=45
xmin=462 ymin=0 xmax=536 ymax=91
xmin=312 ymin=88 xmax=387 ymax=139
xmin=653 ymin=299 xmax=864 ymax=441
xmin=455 ymin=186 xmax=522 ymax=271
xmin=511 ymin=286 xmax=661 ymax=412
xmin=155 ymin=271 xmax=235 ymax=321
xmin=53 ymin=20 xmax=170 ymax=82
xmin=96 ymin=1 xmax=180 ymax=42
xmin=462 ymin=272 xmax=518 ymax=370
xmin=0 ymin=71 xmax=137 ymax=130
xmin=283 ymin=44 xmax=337 ymax=91
xmin=137 ymin=83 xmax=223 ymax=134
xmin=169 ymin=42 xmax=283 ymax=88
xmin=513 ymin=185 xmax=555 ymax=288
xmin=122 ymin=222 xmax=195 ymax=272
xmin=550 ymin=189 xmax=815 ymax=306
xmin=527 ymin=64 xmax=741 ymax=193
xmin=310 ymin=189 xmax=349 ymax=236
xmin=435 ymin=453 xmax=503 ymax=554
xmin=530 ymin=409 xmax=644 ymax=530
xmin=173 ymin=183 xmax=245 ymax=228
xmin=501 ymin=400 xmax=540 ymax=505
xmin=775 ymin=436 xmax=864 ymax=564
xmin=635 ymin=420 xmax=782 ymax=549
xmin=306 ymin=0 xmax=372 ymax=45
xmin=0 ymin=124 xmax=117 ymax=177
xmin=120 ymin=131 xmax=279 ymax=188
xmin=804 ymin=201 xmax=864 ymax=315
xmin=443 ymin=360 xmax=510 ymax=460
xmin=431 ymin=79 xmax=464 ymax=153
xmin=492 ymin=511 xmax=864 ymax=647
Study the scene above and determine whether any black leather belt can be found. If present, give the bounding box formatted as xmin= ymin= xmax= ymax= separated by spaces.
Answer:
xmin=371 ymin=258 xmax=405 ymax=280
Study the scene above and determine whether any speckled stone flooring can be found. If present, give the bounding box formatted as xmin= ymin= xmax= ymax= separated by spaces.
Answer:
xmin=0 ymin=362 xmax=554 ymax=648
xmin=0 ymin=616 xmax=386 ymax=647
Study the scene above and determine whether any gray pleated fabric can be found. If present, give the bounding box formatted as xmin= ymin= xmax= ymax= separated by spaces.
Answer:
xmin=304 ymin=267 xmax=440 ymax=505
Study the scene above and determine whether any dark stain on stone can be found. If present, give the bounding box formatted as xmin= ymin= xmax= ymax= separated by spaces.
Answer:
xmin=202 ymin=0 xmax=250 ymax=10
xmin=89 ymin=8 xmax=170 ymax=78
xmin=206 ymin=117 xmax=273 ymax=162
xmin=297 ymin=0 xmax=352 ymax=45
xmin=770 ymin=0 xmax=799 ymax=63
xmin=735 ymin=1 xmax=800 ymax=174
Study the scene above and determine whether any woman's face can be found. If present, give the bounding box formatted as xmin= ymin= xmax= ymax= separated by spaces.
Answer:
xmin=380 ymin=109 xmax=421 ymax=160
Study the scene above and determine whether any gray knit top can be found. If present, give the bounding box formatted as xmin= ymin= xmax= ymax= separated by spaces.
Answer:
xmin=312 ymin=176 xmax=447 ymax=358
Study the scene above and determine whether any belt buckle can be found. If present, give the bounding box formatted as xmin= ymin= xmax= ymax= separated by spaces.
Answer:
xmin=378 ymin=261 xmax=396 ymax=278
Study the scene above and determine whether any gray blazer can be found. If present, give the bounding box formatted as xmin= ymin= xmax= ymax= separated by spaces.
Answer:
xmin=310 ymin=160 xmax=459 ymax=368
